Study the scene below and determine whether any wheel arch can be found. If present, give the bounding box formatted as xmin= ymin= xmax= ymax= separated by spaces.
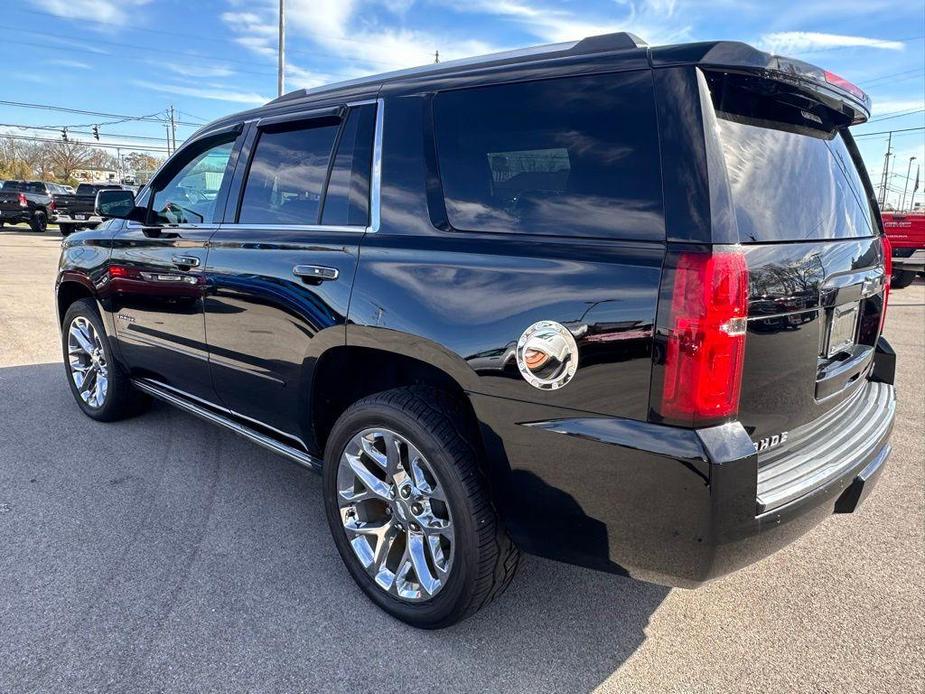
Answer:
xmin=310 ymin=345 xmax=485 ymax=464
xmin=56 ymin=276 xmax=97 ymax=326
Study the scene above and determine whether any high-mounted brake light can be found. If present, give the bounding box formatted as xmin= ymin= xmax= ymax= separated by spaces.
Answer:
xmin=18 ymin=192 xmax=27 ymax=208
xmin=880 ymin=234 xmax=892 ymax=333
xmin=823 ymin=70 xmax=866 ymax=103
xmin=661 ymin=250 xmax=749 ymax=425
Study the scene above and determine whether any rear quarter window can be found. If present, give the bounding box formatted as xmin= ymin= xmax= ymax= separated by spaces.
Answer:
xmin=433 ymin=70 xmax=665 ymax=240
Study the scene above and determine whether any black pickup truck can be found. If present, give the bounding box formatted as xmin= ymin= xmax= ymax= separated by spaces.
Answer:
xmin=53 ymin=182 xmax=128 ymax=236
xmin=0 ymin=180 xmax=63 ymax=232
xmin=57 ymin=34 xmax=896 ymax=628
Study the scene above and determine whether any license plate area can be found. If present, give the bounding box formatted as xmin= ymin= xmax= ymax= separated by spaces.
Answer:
xmin=825 ymin=302 xmax=860 ymax=358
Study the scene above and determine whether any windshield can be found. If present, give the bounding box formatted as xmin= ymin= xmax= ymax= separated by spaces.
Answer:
xmin=717 ymin=119 xmax=877 ymax=243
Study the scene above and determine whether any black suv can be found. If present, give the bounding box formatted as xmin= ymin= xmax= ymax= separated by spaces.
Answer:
xmin=56 ymin=34 xmax=896 ymax=628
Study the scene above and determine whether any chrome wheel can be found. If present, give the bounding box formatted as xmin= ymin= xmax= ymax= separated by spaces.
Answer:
xmin=67 ymin=316 xmax=109 ymax=408
xmin=336 ymin=428 xmax=455 ymax=602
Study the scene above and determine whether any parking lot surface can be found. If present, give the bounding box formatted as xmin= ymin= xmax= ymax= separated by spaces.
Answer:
xmin=1 ymin=227 xmax=922 ymax=693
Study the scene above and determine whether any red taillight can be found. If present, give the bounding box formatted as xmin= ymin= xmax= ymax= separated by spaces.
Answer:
xmin=881 ymin=234 xmax=892 ymax=332
xmin=48 ymin=200 xmax=56 ymax=212
xmin=661 ymin=250 xmax=749 ymax=424
xmin=18 ymin=192 xmax=27 ymax=208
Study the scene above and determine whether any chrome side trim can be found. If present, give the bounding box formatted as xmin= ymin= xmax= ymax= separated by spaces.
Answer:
xmin=216 ymin=223 xmax=366 ymax=233
xmin=367 ymin=97 xmax=384 ymax=233
xmin=132 ymin=378 xmax=322 ymax=471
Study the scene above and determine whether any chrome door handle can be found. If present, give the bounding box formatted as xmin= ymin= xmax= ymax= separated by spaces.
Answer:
xmin=293 ymin=265 xmax=339 ymax=282
xmin=172 ymin=255 xmax=200 ymax=268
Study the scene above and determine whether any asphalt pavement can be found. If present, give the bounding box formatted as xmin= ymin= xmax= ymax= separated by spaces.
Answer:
xmin=0 ymin=226 xmax=922 ymax=693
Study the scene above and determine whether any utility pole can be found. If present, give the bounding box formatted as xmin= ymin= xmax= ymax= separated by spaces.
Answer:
xmin=909 ymin=164 xmax=921 ymax=211
xmin=277 ymin=0 xmax=285 ymax=97
xmin=878 ymin=131 xmax=892 ymax=207
xmin=165 ymin=121 xmax=172 ymax=156
xmin=169 ymin=105 xmax=177 ymax=153
xmin=899 ymin=156 xmax=917 ymax=211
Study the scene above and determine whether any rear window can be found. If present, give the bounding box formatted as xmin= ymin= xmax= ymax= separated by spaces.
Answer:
xmin=716 ymin=118 xmax=877 ymax=243
xmin=433 ymin=71 xmax=664 ymax=240
xmin=76 ymin=184 xmax=95 ymax=195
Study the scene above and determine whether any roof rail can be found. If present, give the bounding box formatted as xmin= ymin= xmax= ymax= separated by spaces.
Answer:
xmin=269 ymin=32 xmax=648 ymax=104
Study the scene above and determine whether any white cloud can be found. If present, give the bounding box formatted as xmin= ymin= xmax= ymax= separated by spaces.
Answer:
xmin=132 ymin=79 xmax=270 ymax=105
xmin=758 ymin=32 xmax=905 ymax=54
xmin=870 ymin=99 xmax=925 ymax=115
xmin=437 ymin=0 xmax=690 ymax=46
xmin=29 ymin=0 xmax=151 ymax=26
xmin=158 ymin=61 xmax=236 ymax=79
xmin=44 ymin=58 xmax=92 ymax=70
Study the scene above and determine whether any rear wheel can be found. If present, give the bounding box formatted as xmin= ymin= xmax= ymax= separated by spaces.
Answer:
xmin=891 ymin=269 xmax=917 ymax=289
xmin=29 ymin=211 xmax=47 ymax=233
xmin=323 ymin=387 xmax=519 ymax=628
xmin=58 ymin=223 xmax=75 ymax=237
xmin=62 ymin=299 xmax=147 ymax=421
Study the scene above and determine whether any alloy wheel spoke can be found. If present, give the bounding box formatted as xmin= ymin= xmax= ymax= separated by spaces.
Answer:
xmin=70 ymin=326 xmax=95 ymax=355
xmin=408 ymin=532 xmax=440 ymax=597
xmin=346 ymin=452 xmax=392 ymax=500
xmin=360 ymin=435 xmax=388 ymax=469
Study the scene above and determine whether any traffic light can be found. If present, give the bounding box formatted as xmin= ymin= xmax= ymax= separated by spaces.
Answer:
xmin=92 ymin=125 xmax=99 ymax=140
xmin=61 ymin=128 xmax=68 ymax=142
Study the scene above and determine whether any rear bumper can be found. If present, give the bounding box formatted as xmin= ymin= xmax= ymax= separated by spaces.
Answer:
xmin=52 ymin=214 xmax=102 ymax=225
xmin=893 ymin=249 xmax=925 ymax=271
xmin=473 ymin=345 xmax=896 ymax=587
xmin=0 ymin=210 xmax=31 ymax=223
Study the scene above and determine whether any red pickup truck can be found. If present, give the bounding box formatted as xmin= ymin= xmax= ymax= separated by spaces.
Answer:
xmin=882 ymin=211 xmax=925 ymax=288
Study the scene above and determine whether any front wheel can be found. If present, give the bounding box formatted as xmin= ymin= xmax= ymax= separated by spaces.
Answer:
xmin=29 ymin=211 xmax=47 ymax=233
xmin=323 ymin=387 xmax=519 ymax=628
xmin=61 ymin=299 xmax=147 ymax=421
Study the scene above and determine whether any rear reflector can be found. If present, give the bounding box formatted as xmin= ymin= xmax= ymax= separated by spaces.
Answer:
xmin=661 ymin=250 xmax=749 ymax=424
xmin=880 ymin=234 xmax=892 ymax=332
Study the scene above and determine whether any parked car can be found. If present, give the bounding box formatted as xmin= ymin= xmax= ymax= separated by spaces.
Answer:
xmin=57 ymin=33 xmax=896 ymax=628
xmin=0 ymin=180 xmax=63 ymax=232
xmin=881 ymin=211 xmax=925 ymax=288
xmin=53 ymin=182 xmax=130 ymax=236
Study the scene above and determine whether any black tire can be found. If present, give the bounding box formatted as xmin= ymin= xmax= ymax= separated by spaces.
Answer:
xmin=29 ymin=211 xmax=47 ymax=233
xmin=323 ymin=387 xmax=519 ymax=629
xmin=891 ymin=269 xmax=917 ymax=289
xmin=61 ymin=298 xmax=148 ymax=421
xmin=58 ymin=223 xmax=75 ymax=237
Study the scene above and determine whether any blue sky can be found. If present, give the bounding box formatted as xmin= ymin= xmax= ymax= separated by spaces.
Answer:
xmin=2 ymin=0 xmax=923 ymax=205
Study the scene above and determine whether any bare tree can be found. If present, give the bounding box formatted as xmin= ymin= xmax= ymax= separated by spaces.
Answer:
xmin=47 ymin=140 xmax=94 ymax=181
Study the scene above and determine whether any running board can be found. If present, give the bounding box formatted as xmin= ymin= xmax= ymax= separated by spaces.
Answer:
xmin=132 ymin=379 xmax=323 ymax=472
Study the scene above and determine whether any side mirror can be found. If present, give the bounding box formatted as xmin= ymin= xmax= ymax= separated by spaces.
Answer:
xmin=96 ymin=189 xmax=142 ymax=221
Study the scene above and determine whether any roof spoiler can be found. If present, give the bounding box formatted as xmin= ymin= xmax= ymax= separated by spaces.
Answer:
xmin=650 ymin=41 xmax=871 ymax=124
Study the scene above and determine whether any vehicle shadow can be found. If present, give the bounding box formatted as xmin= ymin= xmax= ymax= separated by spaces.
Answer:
xmin=0 ymin=362 xmax=668 ymax=694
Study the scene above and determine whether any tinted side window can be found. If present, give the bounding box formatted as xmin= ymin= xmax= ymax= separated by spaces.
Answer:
xmin=238 ymin=121 xmax=339 ymax=225
xmin=150 ymin=140 xmax=235 ymax=225
xmin=321 ymin=105 xmax=376 ymax=226
xmin=434 ymin=71 xmax=664 ymax=240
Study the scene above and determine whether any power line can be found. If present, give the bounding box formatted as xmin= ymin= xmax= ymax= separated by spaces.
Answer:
xmin=854 ymin=126 xmax=925 ymax=138
xmin=0 ymin=100 xmax=201 ymax=128
xmin=0 ymin=133 xmax=170 ymax=153
xmin=0 ymin=123 xmax=172 ymax=143
xmin=868 ymin=108 xmax=925 ymax=123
